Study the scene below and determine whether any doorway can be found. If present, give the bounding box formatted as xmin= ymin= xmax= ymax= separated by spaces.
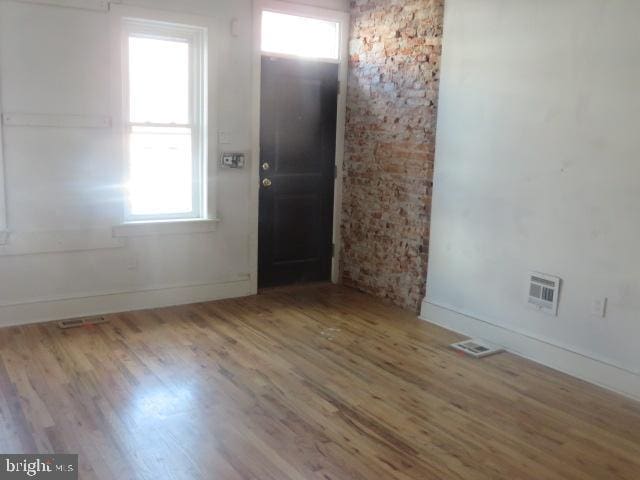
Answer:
xmin=254 ymin=4 xmax=348 ymax=289
xmin=258 ymin=56 xmax=338 ymax=287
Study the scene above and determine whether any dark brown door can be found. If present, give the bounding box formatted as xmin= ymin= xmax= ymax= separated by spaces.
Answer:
xmin=258 ymin=56 xmax=339 ymax=288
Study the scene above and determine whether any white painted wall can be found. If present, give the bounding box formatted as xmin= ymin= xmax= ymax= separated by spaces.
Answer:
xmin=0 ymin=0 xmax=346 ymax=326
xmin=423 ymin=0 xmax=640 ymax=399
xmin=293 ymin=0 xmax=348 ymax=11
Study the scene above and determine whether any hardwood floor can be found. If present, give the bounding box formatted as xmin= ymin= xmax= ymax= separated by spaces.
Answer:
xmin=0 ymin=284 xmax=639 ymax=479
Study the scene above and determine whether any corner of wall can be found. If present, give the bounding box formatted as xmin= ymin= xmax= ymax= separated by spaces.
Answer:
xmin=420 ymin=298 xmax=640 ymax=402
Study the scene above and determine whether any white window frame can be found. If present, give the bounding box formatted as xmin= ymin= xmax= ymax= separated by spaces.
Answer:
xmin=121 ymin=16 xmax=208 ymax=223
xmin=0 ymin=113 xmax=7 ymax=245
xmin=0 ymin=46 xmax=7 ymax=245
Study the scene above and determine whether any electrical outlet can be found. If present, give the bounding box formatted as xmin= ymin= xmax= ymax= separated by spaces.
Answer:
xmin=230 ymin=18 xmax=240 ymax=37
xmin=591 ymin=298 xmax=607 ymax=318
xmin=127 ymin=256 xmax=139 ymax=271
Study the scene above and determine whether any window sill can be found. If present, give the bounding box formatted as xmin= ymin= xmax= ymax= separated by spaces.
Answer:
xmin=112 ymin=218 xmax=220 ymax=238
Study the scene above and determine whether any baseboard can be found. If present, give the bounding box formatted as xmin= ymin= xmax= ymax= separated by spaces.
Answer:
xmin=420 ymin=299 xmax=640 ymax=402
xmin=0 ymin=280 xmax=253 ymax=328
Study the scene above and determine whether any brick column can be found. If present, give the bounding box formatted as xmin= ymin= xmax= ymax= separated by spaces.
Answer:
xmin=341 ymin=0 xmax=444 ymax=310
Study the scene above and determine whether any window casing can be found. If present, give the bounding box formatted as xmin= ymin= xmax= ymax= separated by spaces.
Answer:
xmin=122 ymin=18 xmax=207 ymax=222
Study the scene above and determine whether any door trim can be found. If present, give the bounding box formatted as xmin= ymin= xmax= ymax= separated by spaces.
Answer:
xmin=250 ymin=0 xmax=350 ymax=292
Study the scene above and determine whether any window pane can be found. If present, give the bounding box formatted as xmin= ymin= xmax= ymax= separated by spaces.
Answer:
xmin=129 ymin=36 xmax=190 ymax=124
xmin=128 ymin=126 xmax=194 ymax=216
xmin=261 ymin=11 xmax=339 ymax=60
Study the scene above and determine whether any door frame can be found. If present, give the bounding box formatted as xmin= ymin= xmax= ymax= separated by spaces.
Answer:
xmin=250 ymin=0 xmax=350 ymax=292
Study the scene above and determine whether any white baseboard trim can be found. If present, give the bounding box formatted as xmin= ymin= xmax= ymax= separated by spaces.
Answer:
xmin=0 ymin=279 xmax=252 ymax=328
xmin=420 ymin=299 xmax=640 ymax=402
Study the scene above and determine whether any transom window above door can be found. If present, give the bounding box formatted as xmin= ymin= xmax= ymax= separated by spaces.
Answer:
xmin=261 ymin=10 xmax=340 ymax=61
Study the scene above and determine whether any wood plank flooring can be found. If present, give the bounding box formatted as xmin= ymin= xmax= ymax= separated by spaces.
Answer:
xmin=1 ymin=284 xmax=639 ymax=479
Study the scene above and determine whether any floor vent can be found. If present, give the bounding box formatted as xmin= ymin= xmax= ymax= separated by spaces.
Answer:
xmin=58 ymin=316 xmax=108 ymax=329
xmin=450 ymin=339 xmax=504 ymax=359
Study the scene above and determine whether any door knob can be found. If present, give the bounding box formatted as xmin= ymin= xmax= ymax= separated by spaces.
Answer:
xmin=262 ymin=162 xmax=270 ymax=171
xmin=262 ymin=178 xmax=272 ymax=188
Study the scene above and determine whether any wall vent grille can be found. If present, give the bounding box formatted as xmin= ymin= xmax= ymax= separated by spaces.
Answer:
xmin=528 ymin=272 xmax=561 ymax=316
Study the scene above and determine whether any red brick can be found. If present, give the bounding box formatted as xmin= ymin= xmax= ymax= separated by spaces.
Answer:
xmin=341 ymin=0 xmax=444 ymax=311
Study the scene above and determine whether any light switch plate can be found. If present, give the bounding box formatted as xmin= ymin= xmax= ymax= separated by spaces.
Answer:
xmin=591 ymin=298 xmax=608 ymax=317
xmin=218 ymin=131 xmax=231 ymax=144
xmin=220 ymin=152 xmax=246 ymax=169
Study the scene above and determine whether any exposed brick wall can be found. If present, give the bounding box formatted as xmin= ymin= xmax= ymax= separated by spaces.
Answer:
xmin=341 ymin=0 xmax=444 ymax=311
